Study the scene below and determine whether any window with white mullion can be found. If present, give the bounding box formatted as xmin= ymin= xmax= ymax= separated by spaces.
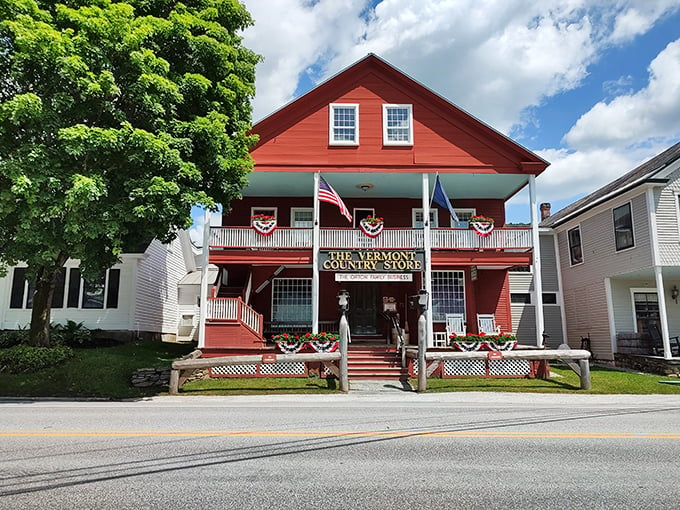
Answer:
xmin=412 ymin=208 xmax=438 ymax=228
xmin=383 ymin=104 xmax=413 ymax=145
xmin=329 ymin=104 xmax=359 ymax=145
xmin=431 ymin=271 xmax=465 ymax=322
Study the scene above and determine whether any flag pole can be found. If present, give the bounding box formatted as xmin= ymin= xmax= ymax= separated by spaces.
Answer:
xmin=312 ymin=172 xmax=321 ymax=334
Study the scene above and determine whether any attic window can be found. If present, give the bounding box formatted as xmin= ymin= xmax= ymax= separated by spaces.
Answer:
xmin=329 ymin=104 xmax=359 ymax=145
xmin=383 ymin=104 xmax=413 ymax=145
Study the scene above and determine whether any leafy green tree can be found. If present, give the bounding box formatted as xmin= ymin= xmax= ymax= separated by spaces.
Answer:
xmin=0 ymin=0 xmax=259 ymax=346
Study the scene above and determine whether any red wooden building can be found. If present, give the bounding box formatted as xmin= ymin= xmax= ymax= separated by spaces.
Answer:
xmin=198 ymin=54 xmax=549 ymax=377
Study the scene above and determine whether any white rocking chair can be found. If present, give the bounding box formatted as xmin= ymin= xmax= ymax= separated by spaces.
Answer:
xmin=477 ymin=314 xmax=501 ymax=335
xmin=446 ymin=313 xmax=466 ymax=337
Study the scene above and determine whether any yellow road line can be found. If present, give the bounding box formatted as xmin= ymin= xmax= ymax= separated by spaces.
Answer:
xmin=2 ymin=430 xmax=680 ymax=439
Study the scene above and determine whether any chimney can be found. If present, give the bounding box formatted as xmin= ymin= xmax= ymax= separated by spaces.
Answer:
xmin=540 ymin=203 xmax=551 ymax=220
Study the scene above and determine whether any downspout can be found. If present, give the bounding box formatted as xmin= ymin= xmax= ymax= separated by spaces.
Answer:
xmin=198 ymin=208 xmax=210 ymax=349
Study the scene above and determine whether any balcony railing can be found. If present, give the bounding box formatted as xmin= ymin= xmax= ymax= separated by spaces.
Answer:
xmin=210 ymin=227 xmax=532 ymax=251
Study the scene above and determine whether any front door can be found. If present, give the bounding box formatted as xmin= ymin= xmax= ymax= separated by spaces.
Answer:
xmin=349 ymin=284 xmax=379 ymax=335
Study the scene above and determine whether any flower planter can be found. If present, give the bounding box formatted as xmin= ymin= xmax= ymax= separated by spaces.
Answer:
xmin=252 ymin=219 xmax=277 ymax=236
xmin=359 ymin=216 xmax=384 ymax=237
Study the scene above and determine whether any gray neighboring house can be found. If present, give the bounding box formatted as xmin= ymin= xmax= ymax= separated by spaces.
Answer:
xmin=509 ymin=222 xmax=567 ymax=349
xmin=540 ymin=142 xmax=680 ymax=361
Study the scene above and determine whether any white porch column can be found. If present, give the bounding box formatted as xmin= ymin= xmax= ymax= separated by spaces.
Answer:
xmin=422 ymin=173 xmax=434 ymax=348
xmin=646 ymin=188 xmax=672 ymax=359
xmin=198 ymin=207 xmax=211 ymax=349
xmin=312 ymin=173 xmax=321 ymax=334
xmin=529 ymin=175 xmax=545 ymax=347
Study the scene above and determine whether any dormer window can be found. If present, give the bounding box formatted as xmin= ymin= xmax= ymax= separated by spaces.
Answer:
xmin=383 ymin=104 xmax=413 ymax=145
xmin=329 ymin=104 xmax=359 ymax=145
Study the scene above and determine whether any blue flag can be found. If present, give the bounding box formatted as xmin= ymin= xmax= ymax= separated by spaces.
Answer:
xmin=432 ymin=175 xmax=459 ymax=224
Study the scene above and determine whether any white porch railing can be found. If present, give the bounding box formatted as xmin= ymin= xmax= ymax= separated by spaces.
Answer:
xmin=210 ymin=227 xmax=532 ymax=250
xmin=207 ymin=297 xmax=263 ymax=334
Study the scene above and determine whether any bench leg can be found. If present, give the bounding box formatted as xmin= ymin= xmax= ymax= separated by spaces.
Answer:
xmin=578 ymin=359 xmax=591 ymax=390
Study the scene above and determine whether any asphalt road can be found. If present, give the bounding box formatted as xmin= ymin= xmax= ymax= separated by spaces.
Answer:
xmin=2 ymin=392 xmax=680 ymax=509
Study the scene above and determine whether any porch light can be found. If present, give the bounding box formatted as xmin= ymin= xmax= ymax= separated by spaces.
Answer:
xmin=337 ymin=289 xmax=350 ymax=312
xmin=357 ymin=183 xmax=374 ymax=192
xmin=672 ymin=285 xmax=679 ymax=304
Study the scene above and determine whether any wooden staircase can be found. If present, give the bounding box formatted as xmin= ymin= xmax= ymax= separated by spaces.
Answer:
xmin=347 ymin=345 xmax=409 ymax=380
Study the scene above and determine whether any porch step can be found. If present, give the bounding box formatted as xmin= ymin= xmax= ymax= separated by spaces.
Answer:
xmin=347 ymin=347 xmax=409 ymax=380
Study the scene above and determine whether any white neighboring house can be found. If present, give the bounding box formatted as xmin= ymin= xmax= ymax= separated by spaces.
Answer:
xmin=0 ymin=232 xmax=210 ymax=342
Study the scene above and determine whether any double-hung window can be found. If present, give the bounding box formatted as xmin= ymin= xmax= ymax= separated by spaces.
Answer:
xmin=383 ymin=104 xmax=413 ymax=145
xmin=613 ymin=203 xmax=634 ymax=251
xmin=291 ymin=208 xmax=313 ymax=228
xmin=431 ymin=271 xmax=465 ymax=322
xmin=329 ymin=104 xmax=359 ymax=145
xmin=567 ymin=226 xmax=583 ymax=265
xmin=272 ymin=278 xmax=312 ymax=326
xmin=412 ymin=208 xmax=438 ymax=228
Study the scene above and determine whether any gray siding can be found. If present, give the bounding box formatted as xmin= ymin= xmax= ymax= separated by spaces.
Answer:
xmin=539 ymin=233 xmax=559 ymax=291
xmin=657 ymin=168 xmax=680 ymax=265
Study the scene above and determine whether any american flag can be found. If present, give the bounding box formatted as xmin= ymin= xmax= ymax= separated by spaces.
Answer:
xmin=319 ymin=175 xmax=352 ymax=223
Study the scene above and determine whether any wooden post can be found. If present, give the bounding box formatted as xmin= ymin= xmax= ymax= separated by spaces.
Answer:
xmin=578 ymin=359 xmax=591 ymax=390
xmin=169 ymin=369 xmax=180 ymax=395
xmin=339 ymin=312 xmax=349 ymax=393
xmin=417 ymin=312 xmax=427 ymax=392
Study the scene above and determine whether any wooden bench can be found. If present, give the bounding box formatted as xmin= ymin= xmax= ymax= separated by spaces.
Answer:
xmin=406 ymin=348 xmax=592 ymax=390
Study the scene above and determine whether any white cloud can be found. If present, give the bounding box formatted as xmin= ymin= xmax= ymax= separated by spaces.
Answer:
xmin=565 ymin=39 xmax=680 ymax=150
xmin=239 ymin=0 xmax=680 ymax=221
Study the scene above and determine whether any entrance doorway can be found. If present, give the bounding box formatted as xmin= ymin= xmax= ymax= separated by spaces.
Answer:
xmin=349 ymin=284 xmax=379 ymax=336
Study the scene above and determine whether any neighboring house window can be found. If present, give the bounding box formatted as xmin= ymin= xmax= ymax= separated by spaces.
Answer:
xmin=452 ymin=208 xmax=476 ymax=228
xmin=291 ymin=208 xmax=313 ymax=227
xmin=10 ymin=267 xmax=118 ymax=309
xmin=613 ymin=203 xmax=634 ymax=251
xmin=9 ymin=267 xmax=66 ymax=309
xmin=431 ymin=271 xmax=465 ymax=322
xmin=329 ymin=104 xmax=359 ymax=145
xmin=511 ymin=293 xmax=531 ymax=304
xmin=67 ymin=268 xmax=121 ymax=309
xmin=633 ymin=292 xmax=659 ymax=333
xmin=354 ymin=208 xmax=375 ymax=228
xmin=567 ymin=226 xmax=583 ymax=265
xmin=510 ymin=265 xmax=532 ymax=273
xmin=413 ymin=208 xmax=438 ymax=228
xmin=251 ymin=207 xmax=277 ymax=224
xmin=272 ymin=278 xmax=312 ymax=325
xmin=382 ymin=104 xmax=413 ymax=145
xmin=542 ymin=293 xmax=558 ymax=304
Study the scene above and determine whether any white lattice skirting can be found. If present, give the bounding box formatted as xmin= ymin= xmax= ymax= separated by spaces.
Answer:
xmin=210 ymin=362 xmax=306 ymax=377
xmin=412 ymin=358 xmax=532 ymax=377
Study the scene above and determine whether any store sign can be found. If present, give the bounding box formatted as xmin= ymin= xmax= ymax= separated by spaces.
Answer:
xmin=335 ymin=273 xmax=413 ymax=282
xmin=320 ymin=250 xmax=424 ymax=272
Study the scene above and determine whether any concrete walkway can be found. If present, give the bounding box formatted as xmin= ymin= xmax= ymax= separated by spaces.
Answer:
xmin=349 ymin=379 xmax=414 ymax=393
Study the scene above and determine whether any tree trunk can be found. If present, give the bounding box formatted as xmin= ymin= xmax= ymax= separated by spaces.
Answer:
xmin=28 ymin=266 xmax=59 ymax=347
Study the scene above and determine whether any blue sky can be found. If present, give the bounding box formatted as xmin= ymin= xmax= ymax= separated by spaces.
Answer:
xmin=192 ymin=0 xmax=680 ymax=240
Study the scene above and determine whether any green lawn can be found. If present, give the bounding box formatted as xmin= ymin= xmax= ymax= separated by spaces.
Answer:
xmin=2 ymin=341 xmax=680 ymax=397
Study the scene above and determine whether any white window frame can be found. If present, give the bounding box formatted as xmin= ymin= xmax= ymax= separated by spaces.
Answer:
xmin=629 ymin=288 xmax=658 ymax=334
xmin=290 ymin=207 xmax=313 ymax=228
xmin=412 ymin=208 xmax=438 ymax=228
xmin=329 ymin=103 xmax=359 ymax=146
xmin=567 ymin=225 xmax=584 ymax=266
xmin=431 ymin=270 xmax=466 ymax=323
xmin=271 ymin=278 xmax=313 ymax=325
xmin=250 ymin=207 xmax=277 ymax=225
xmin=382 ymin=104 xmax=413 ymax=146
xmin=452 ymin=208 xmax=476 ymax=228
xmin=613 ymin=202 xmax=635 ymax=252
xmin=510 ymin=293 xmax=533 ymax=305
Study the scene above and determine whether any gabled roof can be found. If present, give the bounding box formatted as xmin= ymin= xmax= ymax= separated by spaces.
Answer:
xmin=541 ymin=141 xmax=680 ymax=228
xmin=251 ymin=53 xmax=548 ymax=173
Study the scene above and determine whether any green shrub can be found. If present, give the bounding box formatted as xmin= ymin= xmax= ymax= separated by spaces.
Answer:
xmin=51 ymin=321 xmax=93 ymax=347
xmin=0 ymin=344 xmax=74 ymax=373
xmin=0 ymin=329 xmax=28 ymax=349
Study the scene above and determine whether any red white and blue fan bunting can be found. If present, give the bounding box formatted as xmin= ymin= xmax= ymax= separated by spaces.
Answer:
xmin=253 ymin=219 xmax=277 ymax=236
xmin=359 ymin=218 xmax=384 ymax=238
xmin=471 ymin=221 xmax=494 ymax=237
